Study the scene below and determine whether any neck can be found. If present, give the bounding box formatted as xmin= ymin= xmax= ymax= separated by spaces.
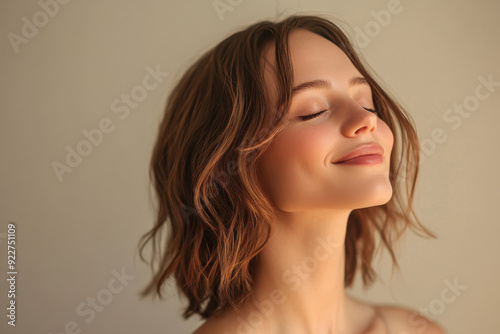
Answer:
xmin=241 ymin=209 xmax=354 ymax=334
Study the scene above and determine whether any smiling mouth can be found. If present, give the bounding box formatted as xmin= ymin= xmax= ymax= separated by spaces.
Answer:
xmin=332 ymin=154 xmax=383 ymax=165
xmin=331 ymin=143 xmax=384 ymax=165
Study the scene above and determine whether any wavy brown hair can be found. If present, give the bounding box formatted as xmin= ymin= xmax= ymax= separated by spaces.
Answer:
xmin=138 ymin=14 xmax=436 ymax=320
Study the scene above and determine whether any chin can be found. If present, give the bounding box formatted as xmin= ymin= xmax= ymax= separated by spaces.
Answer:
xmin=372 ymin=185 xmax=393 ymax=207
xmin=354 ymin=181 xmax=393 ymax=209
xmin=376 ymin=190 xmax=393 ymax=206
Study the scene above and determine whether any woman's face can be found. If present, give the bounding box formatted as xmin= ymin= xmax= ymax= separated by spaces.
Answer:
xmin=257 ymin=29 xmax=394 ymax=213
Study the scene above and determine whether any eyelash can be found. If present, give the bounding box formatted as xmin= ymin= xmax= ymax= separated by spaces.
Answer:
xmin=299 ymin=107 xmax=380 ymax=121
xmin=299 ymin=110 xmax=327 ymax=121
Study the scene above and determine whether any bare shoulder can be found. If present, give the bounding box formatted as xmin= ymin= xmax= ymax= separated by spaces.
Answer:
xmin=375 ymin=304 xmax=447 ymax=334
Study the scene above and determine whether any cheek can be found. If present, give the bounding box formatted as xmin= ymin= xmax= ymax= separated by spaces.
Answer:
xmin=262 ymin=125 xmax=332 ymax=169
xmin=379 ymin=120 xmax=394 ymax=153
xmin=256 ymin=125 xmax=334 ymax=206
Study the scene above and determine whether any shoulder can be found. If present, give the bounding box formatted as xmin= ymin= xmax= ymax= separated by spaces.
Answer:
xmin=375 ymin=304 xmax=447 ymax=334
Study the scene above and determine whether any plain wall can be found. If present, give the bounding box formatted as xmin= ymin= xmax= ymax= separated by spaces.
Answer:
xmin=1 ymin=0 xmax=499 ymax=333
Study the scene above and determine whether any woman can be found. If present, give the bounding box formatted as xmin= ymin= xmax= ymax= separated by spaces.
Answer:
xmin=138 ymin=14 xmax=447 ymax=334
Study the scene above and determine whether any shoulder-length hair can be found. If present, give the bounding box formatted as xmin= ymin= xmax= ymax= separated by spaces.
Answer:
xmin=138 ymin=14 xmax=436 ymax=320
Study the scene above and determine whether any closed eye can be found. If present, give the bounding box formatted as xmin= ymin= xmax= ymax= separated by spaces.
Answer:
xmin=300 ymin=107 xmax=379 ymax=121
xmin=298 ymin=110 xmax=327 ymax=121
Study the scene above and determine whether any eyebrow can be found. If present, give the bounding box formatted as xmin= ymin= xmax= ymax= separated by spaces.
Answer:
xmin=291 ymin=76 xmax=368 ymax=97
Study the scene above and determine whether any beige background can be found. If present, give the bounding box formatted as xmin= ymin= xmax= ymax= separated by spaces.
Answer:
xmin=1 ymin=0 xmax=498 ymax=333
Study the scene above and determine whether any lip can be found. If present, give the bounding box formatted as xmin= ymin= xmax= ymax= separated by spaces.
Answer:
xmin=332 ymin=143 xmax=384 ymax=164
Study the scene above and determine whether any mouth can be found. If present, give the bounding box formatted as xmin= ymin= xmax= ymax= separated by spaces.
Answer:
xmin=332 ymin=143 xmax=384 ymax=165
xmin=332 ymin=154 xmax=383 ymax=165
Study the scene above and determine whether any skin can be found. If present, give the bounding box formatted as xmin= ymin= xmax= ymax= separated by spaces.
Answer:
xmin=193 ymin=29 xmax=446 ymax=334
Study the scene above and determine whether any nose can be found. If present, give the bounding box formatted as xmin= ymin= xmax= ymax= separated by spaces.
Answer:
xmin=339 ymin=103 xmax=378 ymax=137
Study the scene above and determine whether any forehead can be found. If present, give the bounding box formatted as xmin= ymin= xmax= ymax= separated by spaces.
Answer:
xmin=261 ymin=29 xmax=361 ymax=106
